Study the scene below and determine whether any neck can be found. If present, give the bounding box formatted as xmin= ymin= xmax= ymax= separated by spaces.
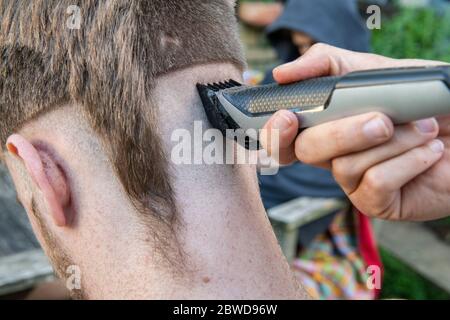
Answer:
xmin=64 ymin=63 xmax=307 ymax=299
xmin=148 ymin=63 xmax=307 ymax=299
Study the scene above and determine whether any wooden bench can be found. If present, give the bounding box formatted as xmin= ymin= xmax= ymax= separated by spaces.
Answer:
xmin=268 ymin=197 xmax=349 ymax=262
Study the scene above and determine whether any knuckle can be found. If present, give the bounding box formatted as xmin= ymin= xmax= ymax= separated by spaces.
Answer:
xmin=331 ymin=157 xmax=353 ymax=182
xmin=362 ymin=168 xmax=386 ymax=194
xmin=353 ymin=194 xmax=394 ymax=221
xmin=376 ymin=207 xmax=397 ymax=221
xmin=331 ymin=158 xmax=351 ymax=181
xmin=309 ymin=43 xmax=329 ymax=53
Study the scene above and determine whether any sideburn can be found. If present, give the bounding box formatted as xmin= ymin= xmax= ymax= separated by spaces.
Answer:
xmin=30 ymin=198 xmax=85 ymax=300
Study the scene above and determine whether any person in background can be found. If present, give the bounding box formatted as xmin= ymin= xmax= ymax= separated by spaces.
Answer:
xmin=238 ymin=1 xmax=284 ymax=28
xmin=258 ymin=0 xmax=379 ymax=300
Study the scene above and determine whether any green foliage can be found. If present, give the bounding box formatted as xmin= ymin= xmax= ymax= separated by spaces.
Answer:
xmin=375 ymin=8 xmax=450 ymax=300
xmin=372 ymin=7 xmax=450 ymax=62
xmin=380 ymin=248 xmax=450 ymax=300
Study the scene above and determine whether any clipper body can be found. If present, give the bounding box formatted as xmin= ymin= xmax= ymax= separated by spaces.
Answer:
xmin=197 ymin=66 xmax=450 ymax=149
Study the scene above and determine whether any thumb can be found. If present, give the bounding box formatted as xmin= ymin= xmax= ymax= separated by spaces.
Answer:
xmin=260 ymin=110 xmax=299 ymax=165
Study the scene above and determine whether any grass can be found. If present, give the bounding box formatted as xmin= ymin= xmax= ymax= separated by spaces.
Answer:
xmin=380 ymin=248 xmax=450 ymax=300
xmin=239 ymin=2 xmax=450 ymax=299
xmin=372 ymin=6 xmax=450 ymax=62
xmin=374 ymin=6 xmax=450 ymax=300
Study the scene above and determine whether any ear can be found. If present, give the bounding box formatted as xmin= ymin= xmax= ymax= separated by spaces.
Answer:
xmin=6 ymin=134 xmax=70 ymax=227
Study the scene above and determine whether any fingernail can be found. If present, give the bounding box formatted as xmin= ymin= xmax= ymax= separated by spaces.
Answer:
xmin=272 ymin=113 xmax=293 ymax=132
xmin=415 ymin=118 xmax=438 ymax=133
xmin=363 ymin=117 xmax=390 ymax=139
xmin=429 ymin=139 xmax=444 ymax=153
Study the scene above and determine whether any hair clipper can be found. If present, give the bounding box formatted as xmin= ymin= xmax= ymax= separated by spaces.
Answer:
xmin=197 ymin=66 xmax=450 ymax=150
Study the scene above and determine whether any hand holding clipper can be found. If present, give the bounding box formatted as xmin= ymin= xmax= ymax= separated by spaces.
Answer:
xmin=198 ymin=66 xmax=450 ymax=150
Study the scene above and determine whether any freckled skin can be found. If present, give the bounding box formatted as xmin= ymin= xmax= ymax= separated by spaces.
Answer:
xmin=202 ymin=277 xmax=210 ymax=284
xmin=7 ymin=63 xmax=309 ymax=300
xmin=154 ymin=63 xmax=308 ymax=299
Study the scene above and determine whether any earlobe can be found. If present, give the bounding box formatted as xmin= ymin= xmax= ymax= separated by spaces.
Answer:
xmin=6 ymin=134 xmax=70 ymax=227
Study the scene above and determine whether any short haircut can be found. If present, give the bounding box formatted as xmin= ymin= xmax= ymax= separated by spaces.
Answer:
xmin=0 ymin=0 xmax=245 ymax=265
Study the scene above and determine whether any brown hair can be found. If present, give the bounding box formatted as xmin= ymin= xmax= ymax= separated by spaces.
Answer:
xmin=0 ymin=0 xmax=245 ymax=265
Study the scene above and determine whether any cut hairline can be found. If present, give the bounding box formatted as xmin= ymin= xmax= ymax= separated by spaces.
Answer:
xmin=0 ymin=0 xmax=245 ymax=267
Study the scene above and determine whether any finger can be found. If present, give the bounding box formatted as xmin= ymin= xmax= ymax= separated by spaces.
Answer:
xmin=350 ymin=139 xmax=445 ymax=219
xmin=295 ymin=112 xmax=394 ymax=166
xmin=332 ymin=118 xmax=439 ymax=193
xmin=273 ymin=43 xmax=342 ymax=84
xmin=260 ymin=110 xmax=299 ymax=165
xmin=272 ymin=43 xmax=448 ymax=85
xmin=272 ymin=43 xmax=386 ymax=83
xmin=437 ymin=115 xmax=450 ymax=135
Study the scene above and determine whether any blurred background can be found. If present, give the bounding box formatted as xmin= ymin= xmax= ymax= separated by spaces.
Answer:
xmin=0 ymin=0 xmax=449 ymax=300
xmin=238 ymin=0 xmax=450 ymax=300
xmin=239 ymin=0 xmax=450 ymax=76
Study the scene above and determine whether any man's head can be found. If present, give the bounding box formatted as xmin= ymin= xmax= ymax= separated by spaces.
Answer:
xmin=0 ymin=0 xmax=245 ymax=296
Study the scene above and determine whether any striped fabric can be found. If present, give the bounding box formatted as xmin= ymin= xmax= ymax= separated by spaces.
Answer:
xmin=291 ymin=210 xmax=379 ymax=300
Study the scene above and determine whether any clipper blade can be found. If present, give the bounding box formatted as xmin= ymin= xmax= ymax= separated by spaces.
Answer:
xmin=196 ymin=79 xmax=242 ymax=135
xmin=196 ymin=79 xmax=260 ymax=150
